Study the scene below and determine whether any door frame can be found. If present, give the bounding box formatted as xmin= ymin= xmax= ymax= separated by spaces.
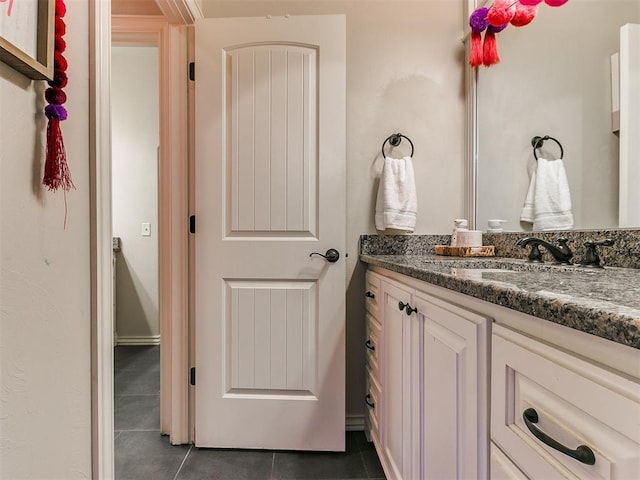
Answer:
xmin=90 ymin=1 xmax=197 ymax=477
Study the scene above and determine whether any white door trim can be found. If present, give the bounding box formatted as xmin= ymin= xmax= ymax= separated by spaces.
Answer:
xmin=89 ymin=0 xmax=114 ymax=477
xmin=91 ymin=2 xmax=193 ymax=478
xmin=155 ymin=0 xmax=204 ymax=24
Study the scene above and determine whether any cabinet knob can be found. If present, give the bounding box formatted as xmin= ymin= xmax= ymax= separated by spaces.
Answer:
xmin=399 ymin=301 xmax=417 ymax=315
xmin=523 ymin=408 xmax=596 ymax=465
xmin=365 ymin=291 xmax=375 ymax=299
xmin=365 ymin=339 xmax=375 ymax=351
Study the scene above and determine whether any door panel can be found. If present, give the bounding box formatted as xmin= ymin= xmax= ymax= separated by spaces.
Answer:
xmin=226 ymin=280 xmax=316 ymax=393
xmin=228 ymin=45 xmax=317 ymax=235
xmin=195 ymin=15 xmax=346 ymax=451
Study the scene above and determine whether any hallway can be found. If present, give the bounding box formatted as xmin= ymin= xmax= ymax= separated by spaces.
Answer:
xmin=114 ymin=346 xmax=385 ymax=479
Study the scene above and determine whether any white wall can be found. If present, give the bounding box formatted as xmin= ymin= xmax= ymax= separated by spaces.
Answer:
xmin=112 ymin=45 xmax=160 ymax=341
xmin=0 ymin=1 xmax=92 ymax=478
xmin=202 ymin=0 xmax=467 ymax=423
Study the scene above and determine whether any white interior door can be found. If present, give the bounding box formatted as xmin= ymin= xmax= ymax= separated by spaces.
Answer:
xmin=194 ymin=15 xmax=346 ymax=451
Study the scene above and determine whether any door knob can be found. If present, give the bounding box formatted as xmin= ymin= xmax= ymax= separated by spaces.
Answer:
xmin=309 ymin=248 xmax=340 ymax=263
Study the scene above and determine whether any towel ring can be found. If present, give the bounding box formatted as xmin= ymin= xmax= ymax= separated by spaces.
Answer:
xmin=382 ymin=133 xmax=414 ymax=159
xmin=531 ymin=135 xmax=564 ymax=160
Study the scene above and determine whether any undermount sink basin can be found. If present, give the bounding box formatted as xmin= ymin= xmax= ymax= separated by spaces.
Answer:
xmin=415 ymin=257 xmax=587 ymax=273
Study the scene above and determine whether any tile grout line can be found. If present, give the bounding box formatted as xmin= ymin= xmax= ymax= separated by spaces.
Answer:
xmin=117 ymin=428 xmax=163 ymax=432
xmin=172 ymin=444 xmax=193 ymax=480
xmin=270 ymin=452 xmax=276 ymax=480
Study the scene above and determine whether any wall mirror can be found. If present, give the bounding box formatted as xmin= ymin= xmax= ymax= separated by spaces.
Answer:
xmin=471 ymin=0 xmax=640 ymax=232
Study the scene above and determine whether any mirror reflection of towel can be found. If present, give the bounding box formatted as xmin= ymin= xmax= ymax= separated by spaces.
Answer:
xmin=520 ymin=157 xmax=574 ymax=231
xmin=375 ymin=156 xmax=417 ymax=232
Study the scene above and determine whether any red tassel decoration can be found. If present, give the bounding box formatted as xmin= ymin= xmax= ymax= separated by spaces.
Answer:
xmin=44 ymin=118 xmax=73 ymax=191
xmin=482 ymin=29 xmax=500 ymax=67
xmin=470 ymin=31 xmax=483 ymax=67
xmin=43 ymin=0 xmax=73 ymax=192
xmin=482 ymin=23 xmax=508 ymax=68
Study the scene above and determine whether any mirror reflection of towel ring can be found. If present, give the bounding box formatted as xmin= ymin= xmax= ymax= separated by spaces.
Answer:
xmin=382 ymin=133 xmax=414 ymax=159
xmin=531 ymin=135 xmax=564 ymax=160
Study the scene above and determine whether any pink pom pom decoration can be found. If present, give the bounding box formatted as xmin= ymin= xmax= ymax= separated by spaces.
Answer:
xmin=519 ymin=0 xmax=544 ymax=5
xmin=544 ymin=0 xmax=569 ymax=6
xmin=487 ymin=0 xmax=516 ymax=27
xmin=511 ymin=3 xmax=538 ymax=27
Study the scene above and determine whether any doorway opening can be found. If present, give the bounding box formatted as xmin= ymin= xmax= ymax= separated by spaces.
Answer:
xmin=111 ymin=40 xmax=161 ymax=444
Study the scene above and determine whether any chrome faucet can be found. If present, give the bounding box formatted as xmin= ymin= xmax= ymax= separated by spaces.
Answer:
xmin=516 ymin=237 xmax=573 ymax=264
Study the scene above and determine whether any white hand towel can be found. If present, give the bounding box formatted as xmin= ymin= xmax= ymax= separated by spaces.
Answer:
xmin=520 ymin=165 xmax=537 ymax=224
xmin=375 ymin=156 xmax=417 ymax=232
xmin=520 ymin=157 xmax=573 ymax=231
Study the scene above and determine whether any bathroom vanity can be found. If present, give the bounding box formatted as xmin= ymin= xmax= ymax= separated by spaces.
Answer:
xmin=360 ymin=240 xmax=640 ymax=480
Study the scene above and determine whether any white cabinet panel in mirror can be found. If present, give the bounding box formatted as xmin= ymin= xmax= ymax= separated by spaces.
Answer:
xmin=474 ymin=0 xmax=640 ymax=232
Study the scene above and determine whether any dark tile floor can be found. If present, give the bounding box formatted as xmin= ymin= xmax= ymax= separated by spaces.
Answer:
xmin=115 ymin=346 xmax=386 ymax=480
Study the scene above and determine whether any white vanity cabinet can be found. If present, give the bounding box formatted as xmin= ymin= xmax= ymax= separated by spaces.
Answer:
xmin=491 ymin=324 xmax=640 ymax=480
xmin=365 ymin=264 xmax=640 ymax=480
xmin=366 ymin=270 xmax=490 ymax=480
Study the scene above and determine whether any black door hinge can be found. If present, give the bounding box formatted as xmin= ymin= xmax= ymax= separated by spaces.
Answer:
xmin=189 ymin=62 xmax=195 ymax=81
xmin=189 ymin=215 xmax=195 ymax=234
xmin=190 ymin=367 xmax=196 ymax=386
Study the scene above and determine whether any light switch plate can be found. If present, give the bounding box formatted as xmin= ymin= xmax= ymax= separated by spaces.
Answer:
xmin=142 ymin=223 xmax=151 ymax=237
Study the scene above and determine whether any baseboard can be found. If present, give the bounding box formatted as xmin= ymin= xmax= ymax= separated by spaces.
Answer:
xmin=116 ymin=335 xmax=161 ymax=346
xmin=345 ymin=414 xmax=365 ymax=431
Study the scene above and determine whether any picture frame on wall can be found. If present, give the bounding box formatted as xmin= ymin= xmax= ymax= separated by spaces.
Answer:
xmin=0 ymin=0 xmax=54 ymax=80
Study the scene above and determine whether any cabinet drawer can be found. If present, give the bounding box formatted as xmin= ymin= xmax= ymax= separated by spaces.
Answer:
xmin=491 ymin=443 xmax=528 ymax=480
xmin=492 ymin=324 xmax=640 ymax=480
xmin=366 ymin=313 xmax=381 ymax=377
xmin=365 ymin=271 xmax=381 ymax=318
xmin=366 ymin=366 xmax=382 ymax=445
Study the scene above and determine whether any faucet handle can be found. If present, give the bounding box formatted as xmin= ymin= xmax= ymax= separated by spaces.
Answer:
xmin=580 ymin=238 xmax=614 ymax=268
xmin=524 ymin=243 xmax=544 ymax=263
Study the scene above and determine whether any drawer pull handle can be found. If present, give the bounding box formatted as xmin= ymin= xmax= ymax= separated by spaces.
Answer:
xmin=523 ymin=408 xmax=596 ymax=466
xmin=365 ymin=291 xmax=375 ymax=299
xmin=365 ymin=340 xmax=375 ymax=351
xmin=365 ymin=394 xmax=375 ymax=409
xmin=399 ymin=301 xmax=418 ymax=315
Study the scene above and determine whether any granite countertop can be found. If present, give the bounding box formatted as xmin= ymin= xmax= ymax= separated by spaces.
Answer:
xmin=360 ymin=254 xmax=640 ymax=350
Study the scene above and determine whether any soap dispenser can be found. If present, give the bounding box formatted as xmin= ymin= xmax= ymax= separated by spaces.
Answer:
xmin=451 ymin=219 xmax=468 ymax=246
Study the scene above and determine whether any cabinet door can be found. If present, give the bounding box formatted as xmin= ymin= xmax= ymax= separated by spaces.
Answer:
xmin=413 ymin=290 xmax=489 ymax=480
xmin=492 ymin=324 xmax=640 ymax=480
xmin=380 ymin=279 xmax=420 ymax=480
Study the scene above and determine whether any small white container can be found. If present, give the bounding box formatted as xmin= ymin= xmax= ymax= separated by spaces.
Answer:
xmin=456 ymin=230 xmax=483 ymax=247
xmin=487 ymin=219 xmax=506 ymax=233
xmin=451 ymin=219 xmax=468 ymax=246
